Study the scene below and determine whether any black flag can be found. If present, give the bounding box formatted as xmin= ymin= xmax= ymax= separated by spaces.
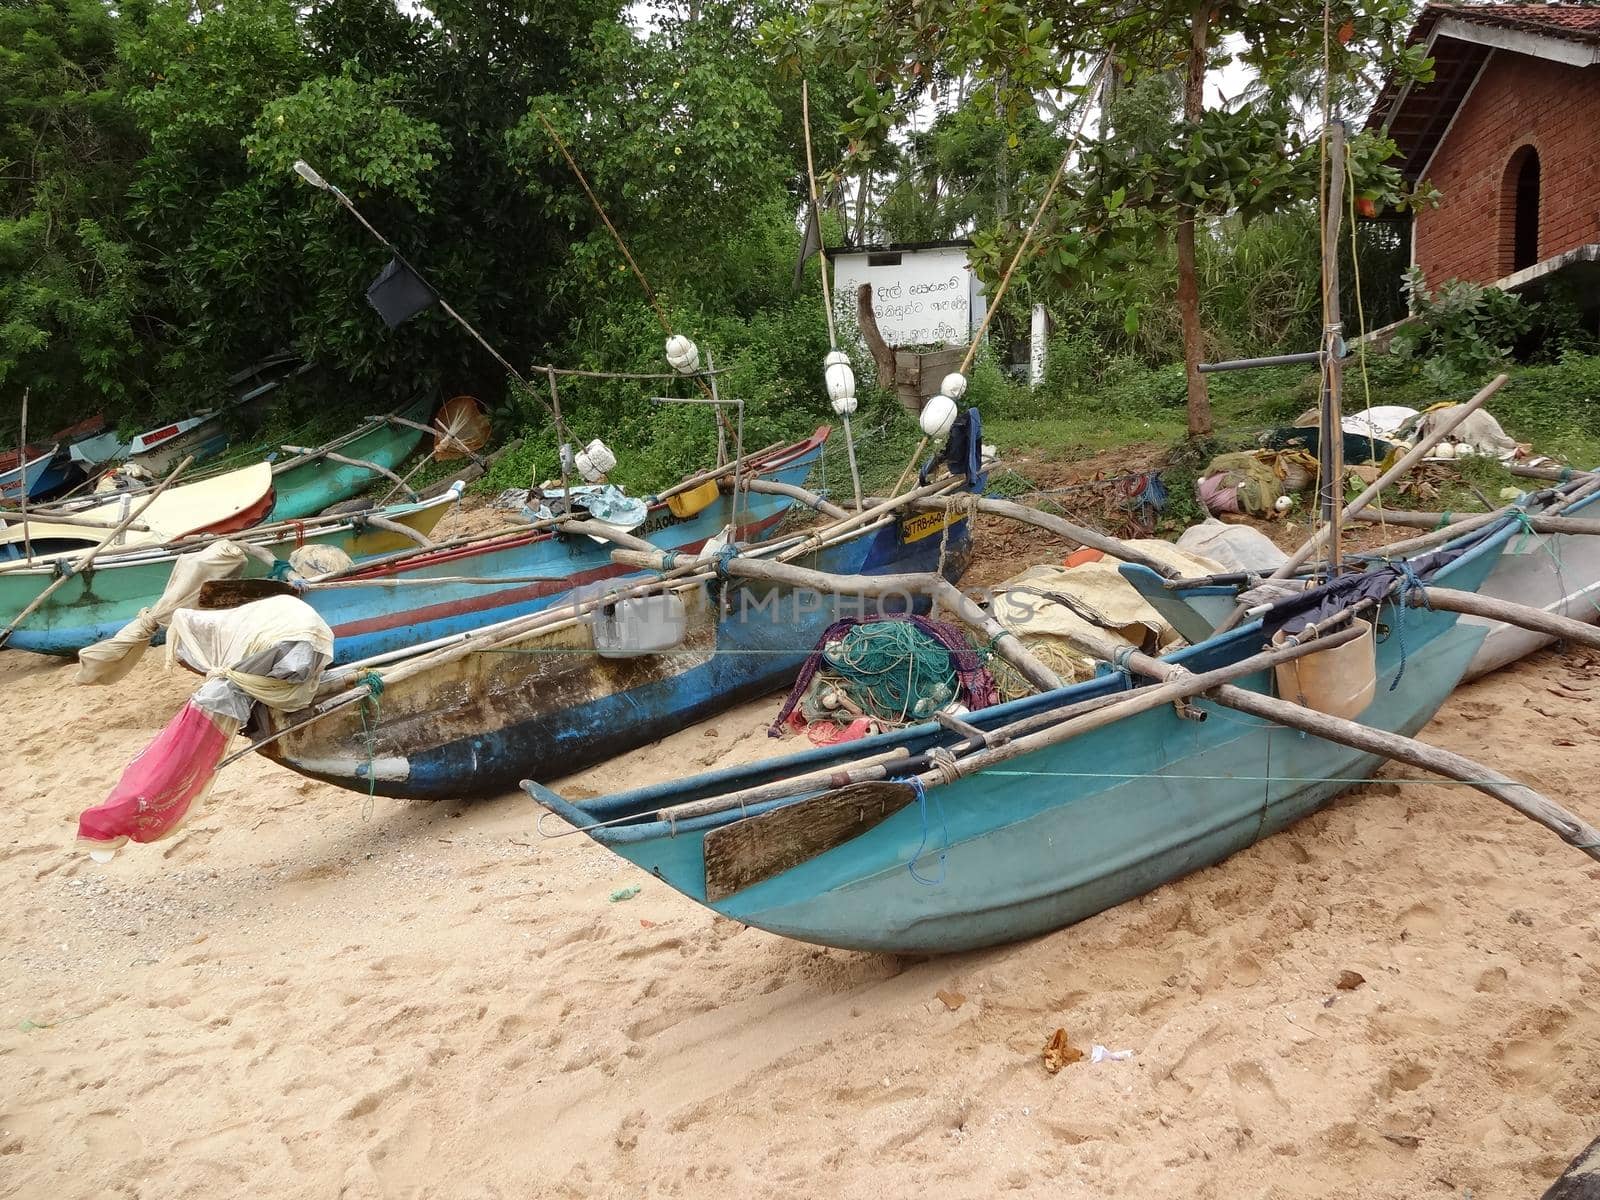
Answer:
xmin=365 ymin=257 xmax=436 ymax=329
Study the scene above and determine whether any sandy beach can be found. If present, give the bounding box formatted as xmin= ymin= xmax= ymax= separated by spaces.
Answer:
xmin=4 ymin=511 xmax=1600 ymax=1199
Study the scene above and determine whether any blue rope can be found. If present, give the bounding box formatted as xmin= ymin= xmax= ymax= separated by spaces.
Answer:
xmin=357 ymin=671 xmax=386 ymax=803
xmin=53 ymin=560 xmax=76 ymax=579
xmin=660 ymin=550 xmax=679 ymax=571
xmin=1388 ymin=561 xmax=1431 ymax=692
xmin=267 ymin=558 xmax=294 ymax=581
xmin=905 ymin=778 xmax=949 ymax=886
xmin=714 ymin=543 xmax=740 ymax=579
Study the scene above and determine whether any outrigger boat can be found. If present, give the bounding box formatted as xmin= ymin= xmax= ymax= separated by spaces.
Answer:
xmin=1124 ymin=472 xmax=1600 ymax=683
xmin=525 ymin=516 xmax=1524 ymax=954
xmin=0 ymin=490 xmax=460 ymax=656
xmin=0 ymin=429 xmax=829 ymax=659
xmin=249 ymin=468 xmax=974 ymax=799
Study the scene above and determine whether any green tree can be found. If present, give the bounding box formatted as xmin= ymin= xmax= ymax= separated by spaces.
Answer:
xmin=767 ymin=0 xmax=1435 ymax=435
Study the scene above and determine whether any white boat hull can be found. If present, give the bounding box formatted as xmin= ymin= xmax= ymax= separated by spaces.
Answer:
xmin=1461 ymin=515 xmax=1600 ymax=680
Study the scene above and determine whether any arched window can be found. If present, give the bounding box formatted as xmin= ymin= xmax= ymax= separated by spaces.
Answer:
xmin=1503 ymin=145 xmax=1541 ymax=273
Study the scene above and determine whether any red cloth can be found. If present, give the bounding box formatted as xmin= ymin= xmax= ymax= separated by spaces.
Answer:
xmin=78 ymin=700 xmax=232 ymax=852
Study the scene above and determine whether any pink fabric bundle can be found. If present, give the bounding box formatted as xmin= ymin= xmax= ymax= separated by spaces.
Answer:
xmin=77 ymin=700 xmax=237 ymax=856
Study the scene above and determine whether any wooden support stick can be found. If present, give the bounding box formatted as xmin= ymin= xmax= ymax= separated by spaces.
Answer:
xmin=775 ymin=478 xmax=957 ymax=563
xmin=742 ymin=478 xmax=850 ymax=521
xmin=908 ymin=494 xmax=1183 ymax=579
xmin=1414 ymin=586 xmax=1600 ymax=650
xmin=1363 ymin=476 xmax=1600 ymax=559
xmin=0 ymin=508 xmax=149 ymax=532
xmin=357 ymin=513 xmax=433 ymax=548
xmin=1354 ymin=509 xmax=1600 ymax=537
xmin=0 ymin=455 xmax=194 ymax=647
xmin=282 ymin=446 xmax=417 ymax=500
xmin=1218 ymin=374 xmax=1508 ymax=629
xmin=1206 ymin=680 xmax=1600 ymax=863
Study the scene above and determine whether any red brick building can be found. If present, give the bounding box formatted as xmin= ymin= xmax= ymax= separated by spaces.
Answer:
xmin=1368 ymin=3 xmax=1600 ymax=289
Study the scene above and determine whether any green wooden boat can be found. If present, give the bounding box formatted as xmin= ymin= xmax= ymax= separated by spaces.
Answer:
xmin=266 ymin=400 xmax=435 ymax=521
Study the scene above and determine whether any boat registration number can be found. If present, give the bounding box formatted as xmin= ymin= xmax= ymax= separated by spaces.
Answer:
xmin=900 ymin=509 xmax=961 ymax=543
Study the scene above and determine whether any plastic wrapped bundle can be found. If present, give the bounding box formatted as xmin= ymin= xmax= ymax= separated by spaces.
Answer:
xmin=78 ymin=595 xmax=333 ymax=859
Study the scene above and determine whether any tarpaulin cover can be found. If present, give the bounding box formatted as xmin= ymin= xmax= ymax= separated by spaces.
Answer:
xmin=167 ymin=594 xmax=333 ymax=713
xmin=1260 ymin=522 xmax=1501 ymax=639
xmin=77 ymin=540 xmax=249 ymax=685
xmin=77 ymin=700 xmax=240 ymax=853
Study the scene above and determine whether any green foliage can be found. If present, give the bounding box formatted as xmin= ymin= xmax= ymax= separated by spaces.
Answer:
xmin=1390 ymin=269 xmax=1534 ymax=392
xmin=0 ymin=0 xmax=144 ymax=423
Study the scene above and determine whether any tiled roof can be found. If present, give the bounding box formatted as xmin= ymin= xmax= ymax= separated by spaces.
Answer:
xmin=1364 ymin=3 xmax=1600 ymax=181
xmin=1443 ymin=3 xmax=1600 ymax=43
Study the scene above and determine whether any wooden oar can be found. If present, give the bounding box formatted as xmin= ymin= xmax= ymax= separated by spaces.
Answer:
xmin=1217 ymin=374 xmax=1508 ymax=631
xmin=0 ymin=455 xmax=194 ymax=648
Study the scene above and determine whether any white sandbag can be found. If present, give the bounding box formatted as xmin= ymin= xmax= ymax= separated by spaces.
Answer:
xmin=1176 ymin=519 xmax=1289 ymax=575
xmin=289 ymin=543 xmax=352 ymax=578
xmin=167 ymin=594 xmax=333 ymax=712
xmin=76 ymin=541 xmax=249 ymax=686
xmin=1415 ymin=405 xmax=1521 ymax=459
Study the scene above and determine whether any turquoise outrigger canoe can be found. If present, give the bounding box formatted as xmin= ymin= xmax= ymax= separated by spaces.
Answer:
xmin=528 ymin=515 xmax=1515 ymax=954
xmin=266 ymin=401 xmax=435 ymax=521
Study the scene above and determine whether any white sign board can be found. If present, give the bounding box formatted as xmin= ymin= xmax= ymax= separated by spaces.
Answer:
xmin=831 ymin=244 xmax=984 ymax=348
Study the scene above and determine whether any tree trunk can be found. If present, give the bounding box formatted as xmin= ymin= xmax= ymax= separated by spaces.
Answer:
xmin=1176 ymin=2 xmax=1213 ymax=437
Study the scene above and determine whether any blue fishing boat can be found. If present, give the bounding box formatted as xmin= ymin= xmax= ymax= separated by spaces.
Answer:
xmin=0 ymin=447 xmax=59 ymax=503
xmin=525 ymin=517 xmax=1514 ymax=955
xmin=3 ymin=430 xmax=830 ymax=659
xmin=304 ymin=428 xmax=835 ymax=663
xmin=250 ymin=482 xmax=975 ymax=799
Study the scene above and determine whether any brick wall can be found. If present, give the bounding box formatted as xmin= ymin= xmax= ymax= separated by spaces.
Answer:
xmin=1413 ymin=51 xmax=1600 ymax=284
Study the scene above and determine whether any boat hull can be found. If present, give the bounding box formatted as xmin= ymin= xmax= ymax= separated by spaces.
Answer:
xmin=267 ymin=403 xmax=432 ymax=521
xmin=531 ymin=519 xmax=1507 ymax=954
xmin=257 ymin=505 xmax=974 ymax=800
xmin=1134 ymin=484 xmax=1600 ymax=683
xmin=0 ymin=494 xmax=457 ymax=656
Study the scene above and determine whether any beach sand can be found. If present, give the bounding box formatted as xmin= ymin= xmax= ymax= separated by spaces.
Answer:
xmin=3 ymin=545 xmax=1599 ymax=1197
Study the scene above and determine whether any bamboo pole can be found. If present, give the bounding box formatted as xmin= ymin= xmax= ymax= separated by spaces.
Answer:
xmin=906 ymin=494 xmax=1184 ymax=579
xmin=775 ymin=478 xmax=959 ymax=563
xmin=800 ymin=78 xmax=864 ymax=511
xmin=1217 ymin=374 xmax=1508 ymax=630
xmin=1317 ymin=120 xmax=1347 ymax=574
xmin=281 ymin=447 xmax=417 ymax=500
xmin=0 ymin=455 xmax=194 ymax=647
xmin=1413 ymin=586 xmax=1600 ymax=650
